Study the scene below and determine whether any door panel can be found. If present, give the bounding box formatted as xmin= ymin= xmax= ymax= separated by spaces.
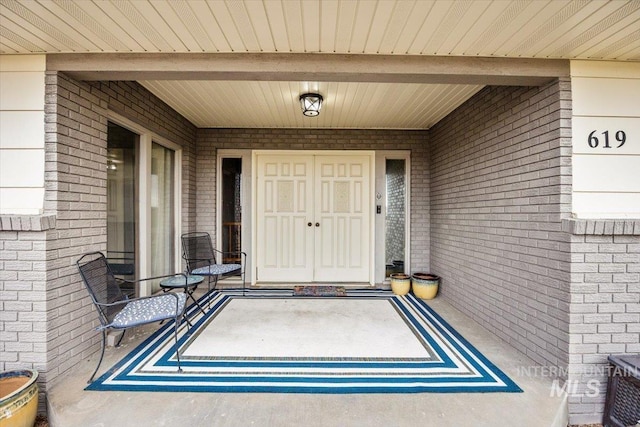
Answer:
xmin=257 ymin=155 xmax=314 ymax=281
xmin=314 ymin=155 xmax=370 ymax=282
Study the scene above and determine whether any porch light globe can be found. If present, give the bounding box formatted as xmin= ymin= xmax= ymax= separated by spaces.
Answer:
xmin=299 ymin=93 xmax=323 ymax=117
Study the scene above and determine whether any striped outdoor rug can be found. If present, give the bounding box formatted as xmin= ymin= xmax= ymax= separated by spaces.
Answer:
xmin=87 ymin=289 xmax=521 ymax=393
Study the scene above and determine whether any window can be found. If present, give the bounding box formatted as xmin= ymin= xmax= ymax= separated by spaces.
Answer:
xmin=385 ymin=159 xmax=406 ymax=278
xmin=150 ymin=142 xmax=175 ymax=293
xmin=221 ymin=158 xmax=242 ymax=263
xmin=107 ymin=122 xmax=137 ymax=296
xmin=106 ymin=117 xmax=181 ymax=296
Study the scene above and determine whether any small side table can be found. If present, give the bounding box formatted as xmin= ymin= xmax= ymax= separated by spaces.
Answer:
xmin=603 ymin=354 xmax=640 ymax=427
xmin=160 ymin=274 xmax=205 ymax=316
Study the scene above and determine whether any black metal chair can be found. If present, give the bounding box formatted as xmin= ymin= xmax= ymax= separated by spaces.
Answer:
xmin=77 ymin=252 xmax=187 ymax=382
xmin=181 ymin=232 xmax=246 ymax=297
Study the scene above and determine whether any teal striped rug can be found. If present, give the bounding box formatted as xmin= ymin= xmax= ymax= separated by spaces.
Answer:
xmin=87 ymin=289 xmax=521 ymax=393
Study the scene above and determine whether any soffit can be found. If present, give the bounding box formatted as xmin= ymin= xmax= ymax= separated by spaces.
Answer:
xmin=1 ymin=0 xmax=638 ymax=59
xmin=2 ymin=1 xmax=638 ymax=129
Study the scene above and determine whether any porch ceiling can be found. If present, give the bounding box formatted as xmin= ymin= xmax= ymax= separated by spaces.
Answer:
xmin=2 ymin=0 xmax=639 ymax=129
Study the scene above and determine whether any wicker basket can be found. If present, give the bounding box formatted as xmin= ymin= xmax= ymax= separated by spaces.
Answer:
xmin=604 ymin=355 xmax=640 ymax=427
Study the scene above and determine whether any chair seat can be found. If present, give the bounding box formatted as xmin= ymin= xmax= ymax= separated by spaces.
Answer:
xmin=109 ymin=293 xmax=187 ymax=329
xmin=192 ymin=264 xmax=241 ymax=276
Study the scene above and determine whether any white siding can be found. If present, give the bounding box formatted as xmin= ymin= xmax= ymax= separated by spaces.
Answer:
xmin=571 ymin=60 xmax=640 ymax=218
xmin=0 ymin=55 xmax=46 ymax=214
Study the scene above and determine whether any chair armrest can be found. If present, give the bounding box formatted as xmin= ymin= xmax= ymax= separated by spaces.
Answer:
xmin=211 ymin=249 xmax=247 ymax=274
xmin=212 ymin=248 xmax=245 ymax=257
xmin=116 ymin=272 xmax=184 ymax=285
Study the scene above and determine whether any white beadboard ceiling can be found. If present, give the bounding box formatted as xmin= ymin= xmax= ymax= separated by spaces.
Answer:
xmin=2 ymin=0 xmax=639 ymax=129
xmin=139 ymin=80 xmax=483 ymax=129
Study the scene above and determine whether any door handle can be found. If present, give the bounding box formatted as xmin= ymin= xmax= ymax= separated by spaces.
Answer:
xmin=308 ymin=222 xmax=312 ymax=227
xmin=315 ymin=222 xmax=320 ymax=227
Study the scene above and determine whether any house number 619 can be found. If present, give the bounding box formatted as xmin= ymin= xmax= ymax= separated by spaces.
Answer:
xmin=588 ymin=130 xmax=626 ymax=148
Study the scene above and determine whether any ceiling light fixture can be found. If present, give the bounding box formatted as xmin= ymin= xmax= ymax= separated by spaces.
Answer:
xmin=299 ymin=93 xmax=323 ymax=117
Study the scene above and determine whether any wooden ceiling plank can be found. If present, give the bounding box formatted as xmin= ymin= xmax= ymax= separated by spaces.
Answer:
xmin=474 ymin=1 xmax=545 ymax=57
xmin=496 ymin=0 xmax=571 ymax=57
xmin=201 ymin=1 xmax=245 ymax=52
xmin=225 ymin=0 xmax=262 ymax=52
xmin=261 ymin=0 xmax=289 ymax=52
xmin=449 ymin=0 xmax=510 ymax=56
xmin=159 ymin=8 xmax=200 ymax=51
xmin=282 ymin=0 xmax=305 ymax=53
xmin=299 ymin=0 xmax=320 ymax=53
xmin=0 ymin=14 xmax=57 ymax=52
xmin=93 ymin=0 xmax=166 ymax=52
xmin=617 ymin=44 xmax=640 ymax=61
xmin=531 ymin=0 xmax=615 ymax=57
xmin=392 ymin=0 xmax=434 ymax=54
xmin=242 ymin=1 xmax=275 ymax=52
xmin=0 ymin=39 xmax=21 ymax=54
xmin=377 ymin=0 xmax=416 ymax=54
xmin=362 ymin=0 xmax=395 ymax=54
xmin=465 ymin=0 xmax=529 ymax=56
xmin=334 ymin=0 xmax=358 ymax=54
xmin=188 ymin=0 xmax=229 ymax=52
xmin=318 ymin=0 xmax=338 ymax=53
xmin=122 ymin=0 xmax=187 ymax=51
xmin=570 ymin=9 xmax=640 ymax=59
xmin=505 ymin=0 xmax=591 ymax=58
xmin=168 ymin=0 xmax=215 ymax=52
xmin=345 ymin=0 xmax=375 ymax=54
xmin=438 ymin=0 xmax=492 ymax=55
xmin=40 ymin=0 xmax=125 ymax=52
xmin=409 ymin=1 xmax=456 ymax=54
xmin=0 ymin=1 xmax=86 ymax=52
xmin=549 ymin=1 xmax=640 ymax=58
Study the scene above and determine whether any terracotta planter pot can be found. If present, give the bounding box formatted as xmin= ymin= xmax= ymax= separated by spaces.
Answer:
xmin=412 ymin=273 xmax=440 ymax=300
xmin=390 ymin=273 xmax=411 ymax=296
xmin=0 ymin=369 xmax=39 ymax=427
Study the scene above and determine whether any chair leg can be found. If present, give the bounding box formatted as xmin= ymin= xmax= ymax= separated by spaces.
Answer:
xmin=88 ymin=329 xmax=107 ymax=383
xmin=174 ymin=316 xmax=182 ymax=373
xmin=242 ymin=269 xmax=246 ymax=296
xmin=115 ymin=329 xmax=126 ymax=347
xmin=206 ymin=275 xmax=220 ymax=308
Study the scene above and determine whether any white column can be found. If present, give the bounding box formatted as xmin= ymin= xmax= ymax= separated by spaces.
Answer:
xmin=571 ymin=60 xmax=640 ymax=218
xmin=0 ymin=55 xmax=46 ymax=214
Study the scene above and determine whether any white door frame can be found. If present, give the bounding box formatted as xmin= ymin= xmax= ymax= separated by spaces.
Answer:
xmin=374 ymin=151 xmax=411 ymax=284
xmin=251 ymin=150 xmax=375 ymax=286
xmin=216 ymin=149 xmax=253 ymax=284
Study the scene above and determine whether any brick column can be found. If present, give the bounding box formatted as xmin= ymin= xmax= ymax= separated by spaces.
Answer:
xmin=565 ymin=218 xmax=640 ymax=424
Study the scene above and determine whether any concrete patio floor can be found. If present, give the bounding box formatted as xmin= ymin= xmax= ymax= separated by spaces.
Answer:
xmin=46 ymin=289 xmax=568 ymax=427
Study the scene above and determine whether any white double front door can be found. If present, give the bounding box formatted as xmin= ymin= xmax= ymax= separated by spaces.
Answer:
xmin=256 ymin=152 xmax=372 ymax=283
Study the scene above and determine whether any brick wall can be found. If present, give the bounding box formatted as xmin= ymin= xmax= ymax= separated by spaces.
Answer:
xmin=429 ymin=80 xmax=573 ymax=372
xmin=564 ymin=218 xmax=640 ymax=424
xmin=196 ymin=128 xmax=430 ymax=274
xmin=0 ymin=73 xmax=197 ymax=410
xmin=0 ymin=216 xmax=55 ymax=405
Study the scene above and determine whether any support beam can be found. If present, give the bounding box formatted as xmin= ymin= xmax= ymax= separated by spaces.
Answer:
xmin=47 ymin=53 xmax=569 ymax=86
